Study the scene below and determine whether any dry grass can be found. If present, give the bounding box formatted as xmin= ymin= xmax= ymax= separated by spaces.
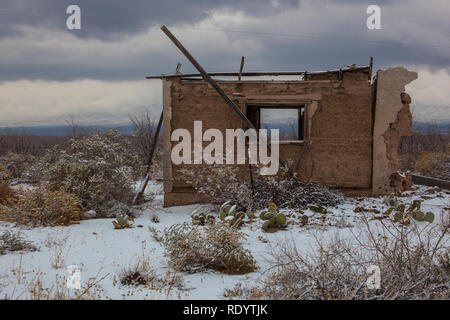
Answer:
xmin=225 ymin=211 xmax=449 ymax=300
xmin=0 ymin=184 xmax=83 ymax=227
xmin=399 ymin=148 xmax=450 ymax=180
xmin=0 ymin=133 xmax=70 ymax=157
xmin=0 ymin=183 xmax=17 ymax=206
xmin=160 ymin=222 xmax=257 ymax=275
xmin=5 ymin=270 xmax=108 ymax=300
xmin=0 ymin=230 xmax=38 ymax=255
xmin=44 ymin=231 xmax=70 ymax=269
xmin=398 ymin=129 xmax=450 ymax=180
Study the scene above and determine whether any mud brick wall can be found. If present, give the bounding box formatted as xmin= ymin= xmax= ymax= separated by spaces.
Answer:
xmin=163 ymin=71 xmax=373 ymax=206
xmin=372 ymin=67 xmax=417 ymax=194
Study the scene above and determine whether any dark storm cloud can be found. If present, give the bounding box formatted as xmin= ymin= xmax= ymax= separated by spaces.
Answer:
xmin=0 ymin=0 xmax=448 ymax=81
xmin=0 ymin=0 xmax=448 ymax=126
xmin=0 ymin=0 xmax=300 ymax=39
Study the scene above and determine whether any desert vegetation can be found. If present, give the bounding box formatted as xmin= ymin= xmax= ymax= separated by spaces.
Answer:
xmin=158 ymin=222 xmax=257 ymax=275
xmin=398 ymin=126 xmax=450 ymax=180
xmin=0 ymin=117 xmax=448 ymax=300
xmin=224 ymin=212 xmax=449 ymax=300
xmin=181 ymin=163 xmax=343 ymax=211
xmin=0 ymin=112 xmax=162 ymax=226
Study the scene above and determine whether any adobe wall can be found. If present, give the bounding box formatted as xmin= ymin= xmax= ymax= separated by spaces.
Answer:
xmin=372 ymin=67 xmax=417 ymax=194
xmin=163 ymin=71 xmax=373 ymax=207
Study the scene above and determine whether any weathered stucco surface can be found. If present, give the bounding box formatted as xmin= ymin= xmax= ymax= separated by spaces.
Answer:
xmin=163 ymin=71 xmax=373 ymax=207
xmin=372 ymin=67 xmax=417 ymax=195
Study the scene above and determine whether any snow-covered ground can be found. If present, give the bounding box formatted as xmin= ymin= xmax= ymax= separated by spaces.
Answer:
xmin=0 ymin=182 xmax=448 ymax=300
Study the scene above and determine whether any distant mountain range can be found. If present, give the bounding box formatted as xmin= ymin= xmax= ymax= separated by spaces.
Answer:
xmin=413 ymin=121 xmax=450 ymax=133
xmin=0 ymin=121 xmax=448 ymax=136
xmin=0 ymin=124 xmax=135 ymax=136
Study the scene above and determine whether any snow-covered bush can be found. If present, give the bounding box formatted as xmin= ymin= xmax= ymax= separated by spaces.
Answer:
xmin=181 ymin=164 xmax=343 ymax=211
xmin=0 ymin=152 xmax=36 ymax=181
xmin=27 ymin=130 xmax=143 ymax=214
xmin=180 ymin=164 xmax=253 ymax=210
xmin=161 ymin=222 xmax=256 ymax=274
xmin=0 ymin=184 xmax=83 ymax=227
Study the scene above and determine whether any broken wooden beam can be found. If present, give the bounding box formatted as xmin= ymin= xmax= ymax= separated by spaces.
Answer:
xmin=160 ymin=25 xmax=290 ymax=170
xmin=292 ymin=140 xmax=310 ymax=174
xmin=238 ymin=56 xmax=245 ymax=81
xmin=175 ymin=62 xmax=182 ymax=74
xmin=412 ymin=174 xmax=450 ymax=190
xmin=145 ymin=66 xmax=370 ymax=79
xmin=133 ymin=111 xmax=164 ymax=205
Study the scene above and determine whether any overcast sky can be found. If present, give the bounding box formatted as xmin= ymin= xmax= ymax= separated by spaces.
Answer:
xmin=0 ymin=0 xmax=449 ymax=126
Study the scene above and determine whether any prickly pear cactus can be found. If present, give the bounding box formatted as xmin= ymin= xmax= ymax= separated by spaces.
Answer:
xmin=389 ymin=199 xmax=434 ymax=224
xmin=261 ymin=204 xmax=288 ymax=232
xmin=384 ymin=207 xmax=394 ymax=216
xmin=393 ymin=211 xmax=404 ymax=223
xmin=246 ymin=209 xmax=256 ymax=219
xmin=192 ymin=210 xmax=216 ymax=226
xmin=423 ymin=212 xmax=435 ymax=223
xmin=308 ymin=205 xmax=327 ymax=214
xmin=408 ymin=200 xmax=421 ymax=212
xmin=219 ymin=201 xmax=237 ymax=221
xmin=260 ymin=211 xmax=274 ymax=221
xmin=113 ymin=213 xmax=133 ymax=229
xmin=262 ymin=220 xmax=272 ymax=231
xmin=396 ymin=204 xmax=406 ymax=213
xmin=411 ymin=211 xmax=425 ymax=222
xmin=384 ymin=194 xmax=398 ymax=207
xmin=275 ymin=213 xmax=287 ymax=227
xmin=218 ymin=202 xmax=249 ymax=228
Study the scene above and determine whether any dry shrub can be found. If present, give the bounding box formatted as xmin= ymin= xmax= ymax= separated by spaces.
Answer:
xmin=119 ymin=261 xmax=156 ymax=287
xmin=181 ymin=164 xmax=343 ymax=210
xmin=0 ymin=132 xmax=70 ymax=157
xmin=229 ymin=213 xmax=449 ymax=300
xmin=0 ymin=183 xmax=16 ymax=206
xmin=0 ymin=230 xmax=38 ymax=255
xmin=415 ymin=152 xmax=440 ymax=174
xmin=4 ymin=270 xmax=108 ymax=300
xmin=399 ymin=148 xmax=450 ymax=181
xmin=27 ymin=129 xmax=143 ymax=214
xmin=0 ymin=166 xmax=12 ymax=185
xmin=415 ymin=151 xmax=449 ymax=180
xmin=0 ymin=166 xmax=17 ymax=206
xmin=129 ymin=109 xmax=163 ymax=175
xmin=161 ymin=222 xmax=257 ymax=275
xmin=0 ymin=184 xmax=83 ymax=227
xmin=0 ymin=152 xmax=36 ymax=181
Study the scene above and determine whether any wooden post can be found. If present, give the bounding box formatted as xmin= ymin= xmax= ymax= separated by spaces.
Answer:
xmin=292 ymin=140 xmax=310 ymax=174
xmin=160 ymin=25 xmax=290 ymax=171
xmin=238 ymin=56 xmax=245 ymax=81
xmin=133 ymin=111 xmax=164 ymax=204
xmin=175 ymin=62 xmax=182 ymax=74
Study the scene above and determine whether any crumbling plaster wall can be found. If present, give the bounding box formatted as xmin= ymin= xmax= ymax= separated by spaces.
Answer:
xmin=372 ymin=67 xmax=417 ymax=195
xmin=163 ymin=71 xmax=373 ymax=207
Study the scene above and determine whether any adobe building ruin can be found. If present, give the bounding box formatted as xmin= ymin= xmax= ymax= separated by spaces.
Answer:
xmin=147 ymin=62 xmax=417 ymax=207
